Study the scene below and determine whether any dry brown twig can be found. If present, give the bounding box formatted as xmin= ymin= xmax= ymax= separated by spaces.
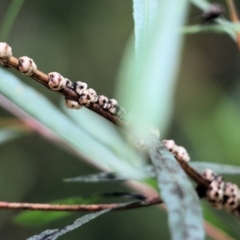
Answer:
xmin=0 ymin=197 xmax=162 ymax=212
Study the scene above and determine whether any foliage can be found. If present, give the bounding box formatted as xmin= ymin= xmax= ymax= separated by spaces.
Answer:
xmin=0 ymin=0 xmax=240 ymax=239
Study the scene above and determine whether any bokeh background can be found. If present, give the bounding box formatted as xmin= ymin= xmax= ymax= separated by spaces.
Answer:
xmin=0 ymin=0 xmax=240 ymax=239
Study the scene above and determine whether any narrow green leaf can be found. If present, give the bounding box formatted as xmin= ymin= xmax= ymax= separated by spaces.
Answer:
xmin=66 ymin=160 xmax=240 ymax=185
xmin=64 ymin=107 xmax=146 ymax=167
xmin=14 ymin=197 xmax=100 ymax=226
xmin=0 ymin=0 xmax=25 ymax=41
xmin=26 ymin=209 xmax=110 ymax=240
xmin=64 ymin=165 xmax=155 ymax=183
xmin=190 ymin=0 xmax=237 ymax=40
xmin=133 ymin=0 xmax=160 ymax=59
xmin=117 ymin=0 xmax=189 ymax=135
xmin=98 ymin=192 xmax=146 ymax=201
xmin=26 ymin=200 xmax=142 ymax=240
xmin=181 ymin=24 xmax=240 ymax=35
xmin=64 ymin=172 xmax=127 ymax=183
xmin=0 ymin=69 xmax=144 ymax=180
xmin=147 ymin=136 xmax=204 ymax=240
xmin=191 ymin=162 xmax=240 ymax=175
xmin=27 ymin=230 xmax=59 ymax=240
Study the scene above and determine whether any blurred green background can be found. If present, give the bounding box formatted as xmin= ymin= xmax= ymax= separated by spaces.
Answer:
xmin=0 ymin=0 xmax=240 ymax=239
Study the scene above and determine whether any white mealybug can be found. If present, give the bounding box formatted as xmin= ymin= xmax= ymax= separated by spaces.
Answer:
xmin=162 ymin=139 xmax=190 ymax=162
xmin=18 ymin=56 xmax=37 ymax=76
xmin=108 ymin=99 xmax=118 ymax=114
xmin=0 ymin=42 xmax=12 ymax=62
xmin=75 ymin=81 xmax=88 ymax=95
xmin=88 ymin=88 xmax=98 ymax=102
xmin=175 ymin=146 xmax=190 ymax=162
xmin=223 ymin=182 xmax=239 ymax=211
xmin=65 ymin=98 xmax=82 ymax=109
xmin=202 ymin=169 xmax=215 ymax=182
xmin=65 ymin=78 xmax=74 ymax=89
xmin=206 ymin=179 xmax=224 ymax=209
xmin=79 ymin=89 xmax=92 ymax=106
xmin=48 ymin=72 xmax=66 ymax=91
xmin=162 ymin=139 xmax=175 ymax=152
xmin=98 ymin=95 xmax=110 ymax=109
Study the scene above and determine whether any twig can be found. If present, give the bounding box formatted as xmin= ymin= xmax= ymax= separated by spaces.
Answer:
xmin=0 ymin=197 xmax=162 ymax=212
xmin=3 ymin=56 xmax=126 ymax=128
xmin=226 ymin=0 xmax=240 ymax=50
xmin=174 ymin=156 xmax=209 ymax=188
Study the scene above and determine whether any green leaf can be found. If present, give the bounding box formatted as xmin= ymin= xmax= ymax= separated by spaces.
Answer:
xmin=26 ymin=209 xmax=110 ymax=240
xmin=147 ymin=137 xmax=204 ymax=240
xmin=190 ymin=0 xmax=237 ymax=40
xmin=64 ymin=165 xmax=155 ymax=183
xmin=26 ymin=201 xmax=137 ymax=240
xmin=66 ymin=160 xmax=240 ymax=185
xmin=191 ymin=162 xmax=240 ymax=175
xmin=64 ymin=106 xmax=146 ymax=167
xmin=132 ymin=0 xmax=160 ymax=60
xmin=0 ymin=0 xmax=25 ymax=41
xmin=117 ymin=0 xmax=189 ymax=136
xmin=64 ymin=172 xmax=127 ymax=183
xmin=0 ymin=68 xmax=144 ymax=180
xmin=27 ymin=230 xmax=59 ymax=240
xmin=14 ymin=196 xmax=100 ymax=226
xmin=181 ymin=24 xmax=240 ymax=35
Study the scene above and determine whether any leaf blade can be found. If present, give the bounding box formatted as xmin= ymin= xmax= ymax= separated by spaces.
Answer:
xmin=117 ymin=0 xmax=189 ymax=134
xmin=26 ymin=209 xmax=110 ymax=240
xmin=26 ymin=201 xmax=138 ymax=240
xmin=147 ymin=137 xmax=204 ymax=240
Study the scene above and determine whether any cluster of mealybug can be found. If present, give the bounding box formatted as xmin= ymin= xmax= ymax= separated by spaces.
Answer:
xmin=0 ymin=42 xmax=125 ymax=118
xmin=0 ymin=43 xmax=37 ymax=76
xmin=202 ymin=169 xmax=240 ymax=215
xmin=162 ymin=139 xmax=190 ymax=162
xmin=47 ymin=72 xmax=125 ymax=118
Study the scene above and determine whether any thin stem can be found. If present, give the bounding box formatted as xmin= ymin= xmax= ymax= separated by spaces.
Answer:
xmin=175 ymin=156 xmax=209 ymax=188
xmin=4 ymin=56 xmax=126 ymax=128
xmin=0 ymin=197 xmax=162 ymax=212
xmin=226 ymin=0 xmax=240 ymax=50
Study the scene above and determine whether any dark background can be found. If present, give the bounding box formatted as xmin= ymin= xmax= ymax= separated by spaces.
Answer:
xmin=0 ymin=0 xmax=240 ymax=239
